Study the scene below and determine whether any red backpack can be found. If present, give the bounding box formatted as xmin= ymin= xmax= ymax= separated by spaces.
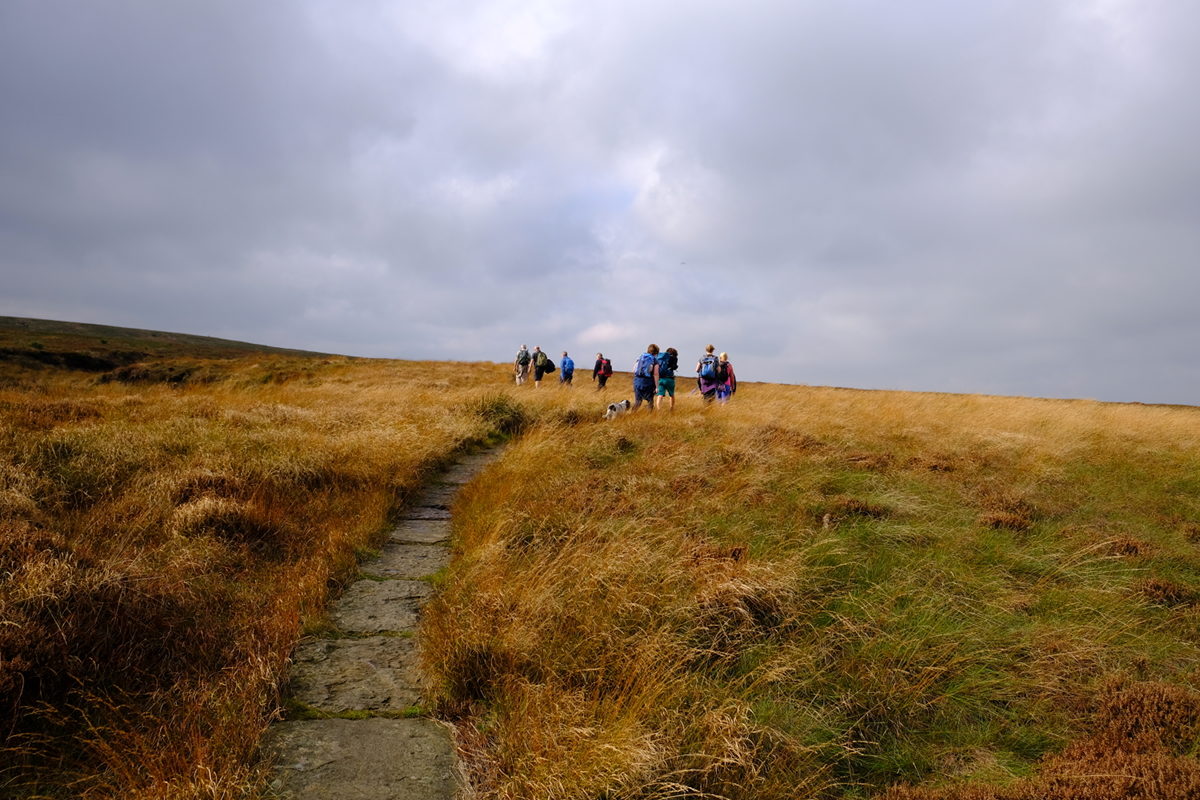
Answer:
xmin=599 ymin=358 xmax=613 ymax=377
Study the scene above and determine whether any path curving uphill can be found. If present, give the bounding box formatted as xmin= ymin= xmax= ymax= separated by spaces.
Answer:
xmin=263 ymin=449 xmax=500 ymax=800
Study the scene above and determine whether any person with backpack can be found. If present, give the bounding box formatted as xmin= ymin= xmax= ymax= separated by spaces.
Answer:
xmin=531 ymin=346 xmax=554 ymax=388
xmin=559 ymin=351 xmax=575 ymax=386
xmin=696 ymin=344 xmax=722 ymax=403
xmin=655 ymin=346 xmax=679 ymax=411
xmin=514 ymin=345 xmax=531 ymax=385
xmin=632 ymin=344 xmax=659 ymax=412
xmin=592 ymin=352 xmax=613 ymax=390
xmin=716 ymin=351 xmax=737 ymax=403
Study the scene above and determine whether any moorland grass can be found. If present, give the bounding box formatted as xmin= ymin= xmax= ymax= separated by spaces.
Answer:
xmin=4 ymin=346 xmax=1199 ymax=799
xmin=0 ymin=355 xmax=523 ymax=797
xmin=423 ymin=384 xmax=1200 ymax=799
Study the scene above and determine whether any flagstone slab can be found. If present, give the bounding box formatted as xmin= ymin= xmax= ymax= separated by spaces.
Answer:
xmin=289 ymin=636 xmax=422 ymax=713
xmin=438 ymin=460 xmax=490 ymax=484
xmin=400 ymin=505 xmax=453 ymax=520
xmin=389 ymin=517 xmax=453 ymax=544
xmin=413 ymin=484 xmax=458 ymax=508
xmin=366 ymin=543 xmax=449 ymax=579
xmin=264 ymin=718 xmax=461 ymax=800
xmin=331 ymin=580 xmax=431 ymax=634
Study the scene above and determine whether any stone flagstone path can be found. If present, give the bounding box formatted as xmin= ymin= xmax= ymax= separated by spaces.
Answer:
xmin=263 ymin=450 xmax=499 ymax=800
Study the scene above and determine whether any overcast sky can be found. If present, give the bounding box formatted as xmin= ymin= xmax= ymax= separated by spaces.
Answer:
xmin=2 ymin=1 xmax=1198 ymax=403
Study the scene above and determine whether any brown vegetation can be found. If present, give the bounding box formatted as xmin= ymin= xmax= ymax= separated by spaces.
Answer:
xmin=0 ymin=353 xmax=519 ymax=797
xmin=4 ymin=332 xmax=1200 ymax=799
xmin=423 ymin=386 xmax=1200 ymax=799
xmin=884 ymin=681 xmax=1200 ymax=799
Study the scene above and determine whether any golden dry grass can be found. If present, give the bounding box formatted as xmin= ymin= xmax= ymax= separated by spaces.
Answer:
xmin=424 ymin=382 xmax=1200 ymax=799
xmin=0 ymin=355 xmax=523 ymax=797
xmin=4 ymin=348 xmax=1200 ymax=799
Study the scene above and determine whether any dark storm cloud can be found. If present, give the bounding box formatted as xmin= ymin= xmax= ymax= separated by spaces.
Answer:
xmin=2 ymin=1 xmax=1197 ymax=402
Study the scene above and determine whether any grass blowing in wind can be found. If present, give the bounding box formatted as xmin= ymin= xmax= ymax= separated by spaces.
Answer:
xmin=3 ymin=323 xmax=1200 ymax=798
xmin=423 ymin=385 xmax=1200 ymax=799
xmin=0 ymin=348 xmax=524 ymax=798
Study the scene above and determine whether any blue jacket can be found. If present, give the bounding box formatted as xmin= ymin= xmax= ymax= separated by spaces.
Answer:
xmin=560 ymin=356 xmax=575 ymax=375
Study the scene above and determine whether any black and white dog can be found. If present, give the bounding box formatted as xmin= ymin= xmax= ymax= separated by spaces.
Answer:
xmin=604 ymin=399 xmax=632 ymax=420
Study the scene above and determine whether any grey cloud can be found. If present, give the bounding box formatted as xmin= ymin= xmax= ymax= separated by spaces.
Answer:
xmin=2 ymin=1 xmax=1198 ymax=402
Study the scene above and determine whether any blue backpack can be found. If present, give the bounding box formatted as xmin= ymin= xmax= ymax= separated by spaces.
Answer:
xmin=699 ymin=354 xmax=720 ymax=380
xmin=635 ymin=353 xmax=656 ymax=379
xmin=656 ymin=351 xmax=677 ymax=378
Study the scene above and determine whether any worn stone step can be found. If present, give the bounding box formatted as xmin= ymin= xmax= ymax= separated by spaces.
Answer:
xmin=438 ymin=458 xmax=492 ymax=484
xmin=412 ymin=484 xmax=458 ymax=508
xmin=400 ymin=506 xmax=453 ymax=520
xmin=289 ymin=636 xmax=422 ymax=713
xmin=264 ymin=718 xmax=461 ymax=800
xmin=365 ymin=543 xmax=449 ymax=579
xmin=331 ymin=580 xmax=431 ymax=634
xmin=389 ymin=518 xmax=452 ymax=545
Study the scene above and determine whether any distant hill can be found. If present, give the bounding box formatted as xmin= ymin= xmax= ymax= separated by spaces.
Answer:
xmin=0 ymin=316 xmax=333 ymax=373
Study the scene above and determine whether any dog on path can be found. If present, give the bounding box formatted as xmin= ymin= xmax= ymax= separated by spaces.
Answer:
xmin=604 ymin=399 xmax=632 ymax=420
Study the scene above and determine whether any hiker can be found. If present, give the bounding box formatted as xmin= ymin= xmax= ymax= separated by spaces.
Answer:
xmin=592 ymin=352 xmax=613 ymax=390
xmin=716 ymin=352 xmax=737 ymax=403
xmin=656 ymin=346 xmax=679 ymax=411
xmin=696 ymin=344 xmax=721 ymax=403
xmin=632 ymin=344 xmax=659 ymax=412
xmin=531 ymin=346 xmax=551 ymax=388
xmin=559 ymin=351 xmax=575 ymax=385
xmin=514 ymin=345 xmax=531 ymax=385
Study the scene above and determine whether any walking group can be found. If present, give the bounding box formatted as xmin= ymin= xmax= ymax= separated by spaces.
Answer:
xmin=630 ymin=343 xmax=737 ymax=411
xmin=513 ymin=345 xmax=576 ymax=388
xmin=514 ymin=342 xmax=736 ymax=411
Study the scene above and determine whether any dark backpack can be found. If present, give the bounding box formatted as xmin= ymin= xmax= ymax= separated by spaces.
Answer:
xmin=544 ymin=359 xmax=556 ymax=373
xmin=599 ymin=358 xmax=613 ymax=377
xmin=715 ymin=360 xmax=729 ymax=383
xmin=699 ymin=354 xmax=720 ymax=381
xmin=657 ymin=351 xmax=677 ymax=378
xmin=517 ymin=350 xmax=531 ymax=365
xmin=635 ymin=353 xmax=656 ymax=379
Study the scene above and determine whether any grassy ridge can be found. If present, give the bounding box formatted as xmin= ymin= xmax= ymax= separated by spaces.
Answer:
xmin=0 ymin=351 xmax=522 ymax=797
xmin=0 ymin=315 xmax=330 ymax=360
xmin=424 ymin=386 xmax=1200 ymax=798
